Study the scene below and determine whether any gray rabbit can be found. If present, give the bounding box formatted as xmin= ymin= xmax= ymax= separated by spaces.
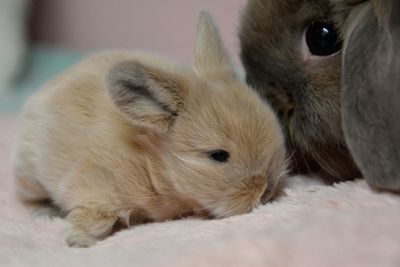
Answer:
xmin=240 ymin=0 xmax=400 ymax=191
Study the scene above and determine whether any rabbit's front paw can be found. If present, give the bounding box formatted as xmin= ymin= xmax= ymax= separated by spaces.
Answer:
xmin=65 ymin=207 xmax=118 ymax=248
xmin=65 ymin=226 xmax=99 ymax=248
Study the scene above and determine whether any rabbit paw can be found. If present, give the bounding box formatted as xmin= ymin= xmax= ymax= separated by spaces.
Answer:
xmin=65 ymin=226 xmax=99 ymax=248
xmin=65 ymin=207 xmax=118 ymax=248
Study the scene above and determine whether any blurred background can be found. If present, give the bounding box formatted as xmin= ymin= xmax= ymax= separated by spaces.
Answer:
xmin=0 ymin=0 xmax=246 ymax=114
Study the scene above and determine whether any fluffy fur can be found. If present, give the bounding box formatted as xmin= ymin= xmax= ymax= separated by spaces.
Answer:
xmin=239 ymin=0 xmax=400 ymax=190
xmin=337 ymin=0 xmax=400 ymax=191
xmin=13 ymin=12 xmax=287 ymax=247
xmin=239 ymin=0 xmax=361 ymax=181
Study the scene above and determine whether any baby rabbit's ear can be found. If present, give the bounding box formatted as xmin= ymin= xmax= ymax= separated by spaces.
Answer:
xmin=193 ymin=11 xmax=238 ymax=81
xmin=107 ymin=60 xmax=186 ymax=132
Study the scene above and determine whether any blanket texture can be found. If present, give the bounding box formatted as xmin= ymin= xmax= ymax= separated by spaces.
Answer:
xmin=0 ymin=116 xmax=399 ymax=267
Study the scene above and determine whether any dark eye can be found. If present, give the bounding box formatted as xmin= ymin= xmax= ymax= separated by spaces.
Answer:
xmin=306 ymin=21 xmax=342 ymax=56
xmin=209 ymin=150 xmax=230 ymax=163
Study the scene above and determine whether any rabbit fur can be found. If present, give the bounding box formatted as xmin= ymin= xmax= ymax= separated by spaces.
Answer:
xmin=239 ymin=0 xmax=400 ymax=190
xmin=336 ymin=0 xmax=400 ymax=191
xmin=13 ymin=12 xmax=287 ymax=247
xmin=239 ymin=0 xmax=360 ymax=181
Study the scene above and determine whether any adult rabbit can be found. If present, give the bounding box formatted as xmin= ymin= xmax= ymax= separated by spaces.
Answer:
xmin=240 ymin=0 xmax=400 ymax=191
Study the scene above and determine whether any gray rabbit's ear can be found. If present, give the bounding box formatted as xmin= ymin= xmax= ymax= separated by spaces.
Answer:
xmin=341 ymin=0 xmax=400 ymax=191
xmin=107 ymin=60 xmax=186 ymax=132
xmin=193 ymin=11 xmax=238 ymax=81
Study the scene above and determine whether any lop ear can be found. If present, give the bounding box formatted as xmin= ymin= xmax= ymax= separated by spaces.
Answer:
xmin=341 ymin=0 xmax=400 ymax=191
xmin=193 ymin=11 xmax=238 ymax=81
xmin=107 ymin=60 xmax=186 ymax=132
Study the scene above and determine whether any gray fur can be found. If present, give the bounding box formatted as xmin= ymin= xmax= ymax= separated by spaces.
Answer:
xmin=239 ymin=0 xmax=361 ymax=181
xmin=240 ymin=0 xmax=400 ymax=190
xmin=342 ymin=0 xmax=400 ymax=191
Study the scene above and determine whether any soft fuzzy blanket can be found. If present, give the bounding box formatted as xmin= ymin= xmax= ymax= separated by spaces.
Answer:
xmin=0 ymin=115 xmax=399 ymax=267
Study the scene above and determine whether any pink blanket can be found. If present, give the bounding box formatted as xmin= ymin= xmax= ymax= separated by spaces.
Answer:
xmin=1 ymin=116 xmax=399 ymax=267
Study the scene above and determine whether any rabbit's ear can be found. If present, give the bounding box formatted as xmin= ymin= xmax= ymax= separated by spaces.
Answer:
xmin=341 ymin=0 xmax=400 ymax=191
xmin=193 ymin=11 xmax=238 ymax=81
xmin=107 ymin=60 xmax=186 ymax=132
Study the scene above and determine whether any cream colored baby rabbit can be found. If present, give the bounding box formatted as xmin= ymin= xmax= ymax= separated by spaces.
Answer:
xmin=13 ymin=12 xmax=287 ymax=247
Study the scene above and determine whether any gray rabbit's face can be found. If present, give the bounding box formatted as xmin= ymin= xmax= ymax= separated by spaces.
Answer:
xmin=240 ymin=0 xmax=361 ymax=180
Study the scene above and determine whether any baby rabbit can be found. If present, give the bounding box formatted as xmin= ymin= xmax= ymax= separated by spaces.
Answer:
xmin=239 ymin=0 xmax=361 ymax=182
xmin=240 ymin=0 xmax=400 ymax=191
xmin=13 ymin=12 xmax=287 ymax=247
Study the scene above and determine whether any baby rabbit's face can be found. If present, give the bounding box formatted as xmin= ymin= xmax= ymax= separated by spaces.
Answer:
xmin=166 ymin=79 xmax=286 ymax=217
xmin=240 ymin=0 xmax=361 ymax=180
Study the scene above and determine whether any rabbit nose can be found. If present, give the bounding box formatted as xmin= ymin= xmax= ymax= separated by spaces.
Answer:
xmin=272 ymin=98 xmax=294 ymax=121
xmin=277 ymin=106 xmax=294 ymax=120
xmin=260 ymin=87 xmax=295 ymax=120
xmin=243 ymin=175 xmax=268 ymax=200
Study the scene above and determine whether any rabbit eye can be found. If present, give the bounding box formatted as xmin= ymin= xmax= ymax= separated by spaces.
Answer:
xmin=209 ymin=150 xmax=230 ymax=163
xmin=306 ymin=21 xmax=342 ymax=56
